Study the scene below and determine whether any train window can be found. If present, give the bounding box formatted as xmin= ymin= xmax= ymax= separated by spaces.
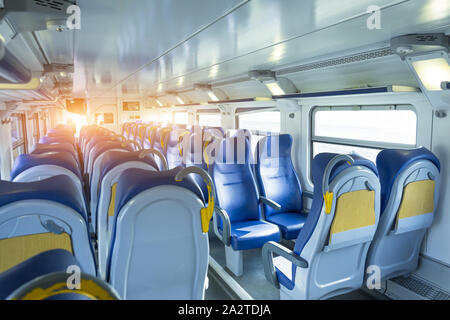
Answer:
xmin=32 ymin=113 xmax=40 ymax=145
xmin=11 ymin=113 xmax=27 ymax=161
xmin=237 ymin=110 xmax=280 ymax=153
xmin=311 ymin=106 xmax=417 ymax=163
xmin=198 ymin=113 xmax=221 ymax=127
xmin=174 ymin=112 xmax=188 ymax=125
xmin=161 ymin=112 xmax=172 ymax=124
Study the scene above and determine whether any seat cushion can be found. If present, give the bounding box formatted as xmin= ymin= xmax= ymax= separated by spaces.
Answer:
xmin=229 ymin=220 xmax=280 ymax=250
xmin=0 ymin=249 xmax=81 ymax=299
xmin=266 ymin=212 xmax=307 ymax=240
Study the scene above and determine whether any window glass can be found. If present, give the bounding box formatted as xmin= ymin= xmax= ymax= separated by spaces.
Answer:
xmin=311 ymin=107 xmax=417 ymax=169
xmin=11 ymin=116 xmax=24 ymax=145
xmin=161 ymin=112 xmax=172 ymax=124
xmin=174 ymin=112 xmax=188 ymax=125
xmin=237 ymin=110 xmax=280 ymax=154
xmin=238 ymin=111 xmax=280 ymax=134
xmin=11 ymin=114 xmax=27 ymax=160
xmin=314 ymin=109 xmax=417 ymax=145
xmin=198 ymin=113 xmax=221 ymax=127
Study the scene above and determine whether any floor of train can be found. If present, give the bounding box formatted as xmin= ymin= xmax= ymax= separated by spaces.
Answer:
xmin=204 ymin=232 xmax=388 ymax=300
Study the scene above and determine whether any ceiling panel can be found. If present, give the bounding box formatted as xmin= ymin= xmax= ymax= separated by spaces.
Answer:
xmin=73 ymin=0 xmax=245 ymax=96
xmin=70 ymin=0 xmax=450 ymax=100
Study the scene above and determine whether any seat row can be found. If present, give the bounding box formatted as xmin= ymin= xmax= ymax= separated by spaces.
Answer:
xmin=0 ymin=123 xmax=214 ymax=299
xmin=118 ymin=122 xmax=440 ymax=299
xmin=123 ymin=122 xmax=440 ymax=300
xmin=1 ymin=121 xmax=440 ymax=300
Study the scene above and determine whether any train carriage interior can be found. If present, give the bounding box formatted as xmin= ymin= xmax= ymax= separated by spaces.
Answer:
xmin=0 ymin=0 xmax=449 ymax=302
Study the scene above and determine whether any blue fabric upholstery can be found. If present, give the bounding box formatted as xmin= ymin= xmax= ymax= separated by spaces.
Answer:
xmin=11 ymin=152 xmax=81 ymax=181
xmin=152 ymin=127 xmax=171 ymax=170
xmin=97 ymin=151 xmax=158 ymax=193
xmin=229 ymin=220 xmax=280 ymax=251
xmin=0 ymin=249 xmax=82 ymax=300
xmin=107 ymin=167 xmax=205 ymax=277
xmin=276 ymin=153 xmax=378 ymax=290
xmin=114 ymin=167 xmax=205 ymax=215
xmin=31 ymin=143 xmax=79 ymax=161
xmin=212 ymin=137 xmax=280 ymax=250
xmin=88 ymin=142 xmax=132 ymax=183
xmin=266 ymin=213 xmax=307 ymax=240
xmin=232 ymin=129 xmax=251 ymax=138
xmin=186 ymin=133 xmax=209 ymax=202
xmin=255 ymin=134 xmax=306 ymax=239
xmin=0 ymin=175 xmax=85 ymax=216
xmin=376 ymin=147 xmax=440 ymax=213
xmin=39 ymin=136 xmax=75 ymax=146
xmin=85 ymin=135 xmax=116 ymax=155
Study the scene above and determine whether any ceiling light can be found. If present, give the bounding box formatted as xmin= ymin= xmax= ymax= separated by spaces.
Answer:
xmin=411 ymin=57 xmax=450 ymax=91
xmin=207 ymin=90 xmax=219 ymax=101
xmin=264 ymin=80 xmax=285 ymax=96
xmin=155 ymin=98 xmax=164 ymax=107
xmin=176 ymin=96 xmax=184 ymax=104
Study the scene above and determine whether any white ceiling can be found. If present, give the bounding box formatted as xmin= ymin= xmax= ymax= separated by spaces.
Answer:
xmin=2 ymin=0 xmax=450 ymax=103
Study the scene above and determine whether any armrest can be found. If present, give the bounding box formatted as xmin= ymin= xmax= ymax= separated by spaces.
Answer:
xmin=262 ymin=241 xmax=308 ymax=289
xmin=260 ymin=196 xmax=281 ymax=211
xmin=214 ymin=206 xmax=231 ymax=246
xmin=302 ymin=191 xmax=314 ymax=199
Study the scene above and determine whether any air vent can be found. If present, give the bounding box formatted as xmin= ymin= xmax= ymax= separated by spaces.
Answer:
xmin=34 ymin=0 xmax=65 ymax=11
xmin=278 ymin=47 xmax=394 ymax=75
xmin=391 ymin=276 xmax=450 ymax=300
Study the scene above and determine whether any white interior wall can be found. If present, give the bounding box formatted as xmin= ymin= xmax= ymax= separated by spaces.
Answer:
xmin=0 ymin=122 xmax=12 ymax=180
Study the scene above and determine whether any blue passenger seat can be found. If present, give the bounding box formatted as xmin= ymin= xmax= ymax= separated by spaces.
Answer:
xmin=255 ymin=134 xmax=307 ymax=240
xmin=366 ymin=147 xmax=440 ymax=282
xmin=211 ymin=137 xmax=280 ymax=276
xmin=107 ymin=167 xmax=210 ymax=299
xmin=262 ymin=153 xmax=380 ymax=299
xmin=95 ymin=151 xmax=159 ymax=278
xmin=0 ymin=176 xmax=96 ymax=275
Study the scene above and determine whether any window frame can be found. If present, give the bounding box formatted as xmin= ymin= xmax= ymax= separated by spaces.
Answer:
xmin=309 ymin=104 xmax=418 ymax=173
xmin=32 ymin=112 xmax=40 ymax=145
xmin=11 ymin=113 xmax=28 ymax=156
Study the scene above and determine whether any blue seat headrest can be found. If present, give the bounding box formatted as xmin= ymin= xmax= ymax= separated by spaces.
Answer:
xmin=90 ymin=141 xmax=132 ymax=163
xmin=0 ymin=249 xmax=81 ymax=300
xmin=205 ymin=127 xmax=225 ymax=136
xmin=312 ymin=153 xmax=378 ymax=187
xmin=86 ymin=135 xmax=116 ymax=149
xmin=232 ymin=129 xmax=251 ymax=139
xmin=256 ymin=133 xmax=292 ymax=159
xmin=0 ymin=175 xmax=85 ymax=215
xmin=294 ymin=152 xmax=378 ymax=256
xmin=215 ymin=137 xmax=252 ymax=166
xmin=97 ymin=151 xmax=158 ymax=186
xmin=114 ymin=167 xmax=205 ymax=215
xmin=11 ymin=152 xmax=81 ymax=181
xmin=32 ymin=143 xmax=78 ymax=157
xmin=187 ymin=133 xmax=206 ymax=167
xmin=377 ymin=147 xmax=440 ymax=212
xmin=39 ymin=136 xmax=75 ymax=146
